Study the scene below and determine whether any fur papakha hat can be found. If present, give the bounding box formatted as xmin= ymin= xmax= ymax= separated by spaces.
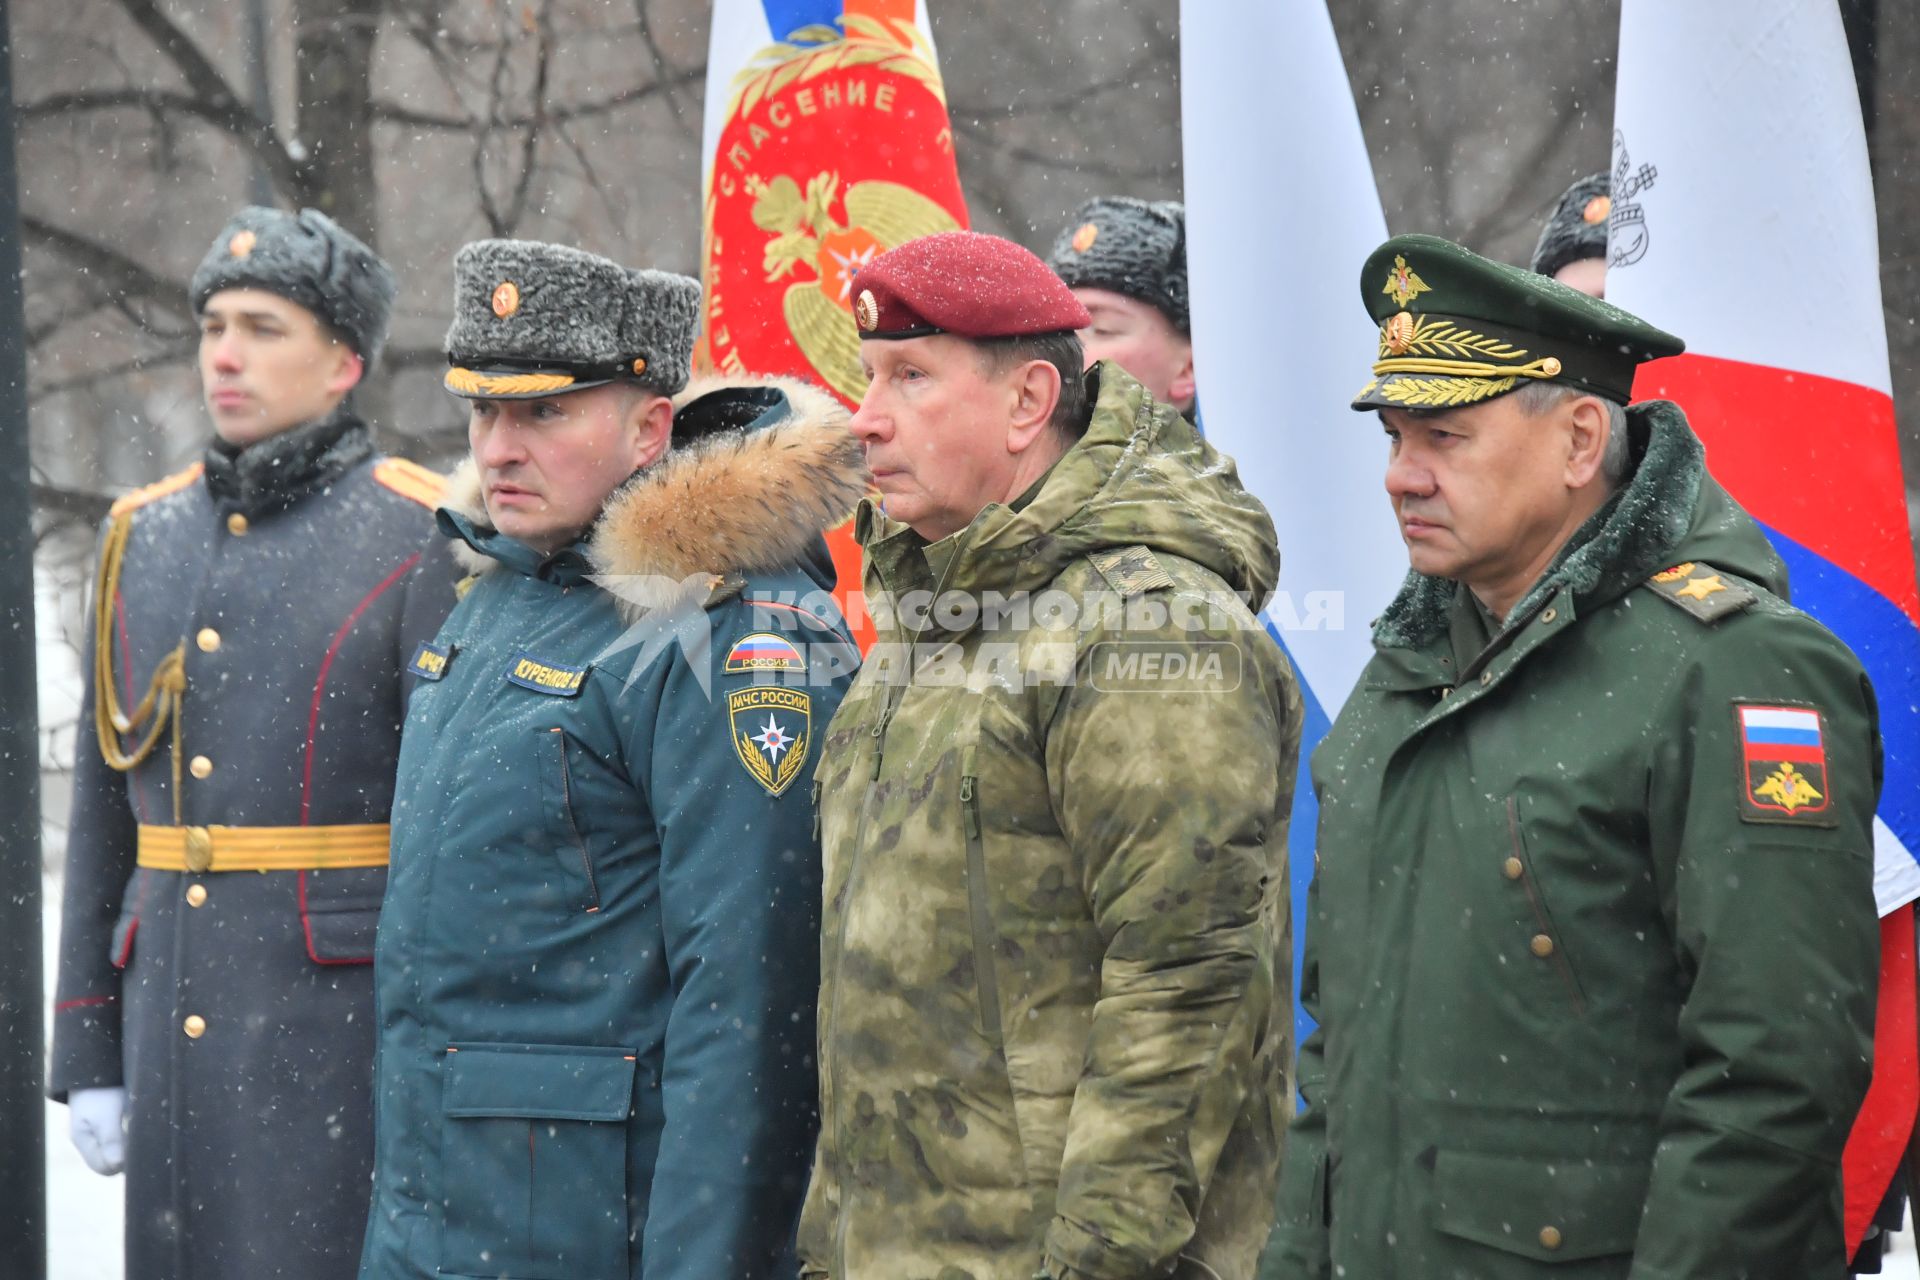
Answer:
xmin=1047 ymin=195 xmax=1189 ymax=334
xmin=443 ymin=239 xmax=700 ymax=400
xmin=190 ymin=206 xmax=397 ymax=366
xmin=1530 ymin=173 xmax=1612 ymax=279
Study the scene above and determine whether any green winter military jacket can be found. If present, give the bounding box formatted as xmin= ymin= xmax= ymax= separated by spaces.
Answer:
xmin=1260 ymin=401 xmax=1882 ymax=1280
xmin=797 ymin=364 xmax=1305 ymax=1280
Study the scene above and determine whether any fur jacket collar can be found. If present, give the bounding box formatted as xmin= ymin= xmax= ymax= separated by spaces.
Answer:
xmin=440 ymin=375 xmax=866 ymax=613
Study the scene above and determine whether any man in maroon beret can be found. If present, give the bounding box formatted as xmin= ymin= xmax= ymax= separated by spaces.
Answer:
xmin=799 ymin=230 xmax=1303 ymax=1280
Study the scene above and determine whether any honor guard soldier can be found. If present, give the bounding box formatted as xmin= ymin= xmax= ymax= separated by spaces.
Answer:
xmin=1047 ymin=195 xmax=1196 ymax=415
xmin=357 ymin=241 xmax=864 ymax=1280
xmin=49 ymin=207 xmax=458 ymax=1280
xmin=798 ymin=232 xmax=1301 ymax=1280
xmin=1261 ymin=236 xmax=1881 ymax=1279
xmin=1531 ymin=172 xmax=1612 ymax=297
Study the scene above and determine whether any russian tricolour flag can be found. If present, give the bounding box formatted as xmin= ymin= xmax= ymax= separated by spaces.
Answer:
xmin=700 ymin=0 xmax=967 ymax=648
xmin=1609 ymin=0 xmax=1919 ymax=1250
xmin=1180 ymin=0 xmax=1402 ymax=1054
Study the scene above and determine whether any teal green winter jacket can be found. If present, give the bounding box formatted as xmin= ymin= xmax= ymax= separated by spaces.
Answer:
xmin=358 ymin=379 xmax=867 ymax=1280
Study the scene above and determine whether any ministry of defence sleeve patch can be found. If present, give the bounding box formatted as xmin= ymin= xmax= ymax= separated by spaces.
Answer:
xmin=1735 ymin=702 xmax=1837 ymax=826
xmin=407 ymin=641 xmax=454 ymax=681
xmin=727 ymin=686 xmax=811 ymax=797
xmin=505 ymin=652 xmax=589 ymax=696
xmin=723 ymin=631 xmax=806 ymax=675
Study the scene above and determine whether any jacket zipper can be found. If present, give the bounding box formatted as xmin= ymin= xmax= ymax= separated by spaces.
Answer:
xmin=831 ymin=702 xmax=891 ymax=1274
xmin=959 ymin=775 xmax=1003 ymax=1043
xmin=550 ymin=727 xmax=600 ymax=912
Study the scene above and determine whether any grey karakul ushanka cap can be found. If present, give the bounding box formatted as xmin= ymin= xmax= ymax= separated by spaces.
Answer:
xmin=1530 ymin=172 xmax=1611 ymax=278
xmin=190 ymin=206 xmax=397 ymax=365
xmin=443 ymin=240 xmax=700 ymax=400
xmin=1047 ymin=195 xmax=1189 ymax=334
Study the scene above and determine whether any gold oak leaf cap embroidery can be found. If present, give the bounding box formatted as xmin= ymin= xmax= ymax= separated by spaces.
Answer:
xmin=1351 ymin=233 xmax=1685 ymax=413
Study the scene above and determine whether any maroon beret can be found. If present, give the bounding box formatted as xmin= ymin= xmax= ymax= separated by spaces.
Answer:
xmin=852 ymin=231 xmax=1092 ymax=341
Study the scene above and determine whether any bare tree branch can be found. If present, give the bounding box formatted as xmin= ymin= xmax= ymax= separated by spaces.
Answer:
xmin=31 ymin=482 xmax=114 ymax=527
xmin=368 ymin=75 xmax=699 ymax=130
xmin=109 ymin=0 xmax=307 ymax=199
xmin=23 ymin=217 xmax=187 ymax=314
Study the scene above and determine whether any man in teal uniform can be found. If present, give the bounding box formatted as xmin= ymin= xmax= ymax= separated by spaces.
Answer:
xmin=1262 ymin=235 xmax=1881 ymax=1279
xmin=358 ymin=240 xmax=867 ymax=1280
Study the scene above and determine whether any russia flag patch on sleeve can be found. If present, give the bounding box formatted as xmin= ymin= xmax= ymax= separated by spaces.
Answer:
xmin=1735 ymin=703 xmax=1835 ymax=826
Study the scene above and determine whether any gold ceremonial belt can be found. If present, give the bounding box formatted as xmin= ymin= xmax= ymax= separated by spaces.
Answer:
xmin=136 ymin=823 xmax=392 ymax=874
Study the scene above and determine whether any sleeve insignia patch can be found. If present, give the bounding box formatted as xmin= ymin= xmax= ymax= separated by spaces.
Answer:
xmin=407 ymin=641 xmax=454 ymax=681
xmin=724 ymin=631 xmax=806 ymax=674
xmin=1645 ymin=561 xmax=1756 ymax=623
xmin=505 ymin=652 xmax=588 ymax=696
xmin=1090 ymin=544 xmax=1176 ymax=598
xmin=1736 ymin=702 xmax=1837 ymax=826
xmin=727 ymin=686 xmax=811 ymax=797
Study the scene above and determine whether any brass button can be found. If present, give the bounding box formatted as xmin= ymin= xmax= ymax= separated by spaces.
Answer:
xmin=185 ymin=883 xmax=207 ymax=907
xmin=196 ymin=628 xmax=221 ymax=653
xmin=1480 ymin=671 xmax=1493 ymax=686
xmin=184 ymin=826 xmax=213 ymax=873
xmin=1541 ymin=608 xmax=1557 ymax=624
xmin=183 ymin=1014 xmax=207 ymax=1039
xmin=1539 ymin=1225 xmax=1564 ymax=1250
xmin=1530 ymin=933 xmax=1555 ymax=958
xmin=1503 ymin=856 xmax=1524 ymax=880
xmin=189 ymin=755 xmax=213 ymax=779
xmin=226 ymin=512 xmax=249 ymax=536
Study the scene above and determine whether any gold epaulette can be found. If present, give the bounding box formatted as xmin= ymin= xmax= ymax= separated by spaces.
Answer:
xmin=373 ymin=457 xmax=448 ymax=509
xmin=107 ymin=463 xmax=204 ymax=518
xmin=1644 ymin=561 xmax=1758 ymax=624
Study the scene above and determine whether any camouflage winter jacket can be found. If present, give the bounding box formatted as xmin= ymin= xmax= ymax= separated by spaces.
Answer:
xmin=797 ymin=364 xmax=1305 ymax=1280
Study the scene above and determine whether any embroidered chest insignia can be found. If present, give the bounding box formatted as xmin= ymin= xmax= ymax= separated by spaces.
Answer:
xmin=727 ymin=686 xmax=811 ymax=797
xmin=1736 ymin=703 xmax=1835 ymax=825
xmin=407 ymin=641 xmax=454 ymax=681
xmin=724 ymin=632 xmax=806 ymax=675
xmin=505 ymin=652 xmax=588 ymax=696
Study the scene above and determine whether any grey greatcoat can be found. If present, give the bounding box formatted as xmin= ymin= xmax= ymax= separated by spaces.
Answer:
xmin=50 ymin=411 xmax=457 ymax=1280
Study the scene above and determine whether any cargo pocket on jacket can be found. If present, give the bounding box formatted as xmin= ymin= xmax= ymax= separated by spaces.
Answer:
xmin=537 ymin=727 xmax=601 ymax=913
xmin=440 ymin=1042 xmax=636 ymax=1280
xmin=1429 ymin=1148 xmax=1645 ymax=1264
xmin=959 ymin=767 xmax=1003 ymax=1044
xmin=108 ymin=869 xmax=152 ymax=970
xmin=1506 ymin=795 xmax=1587 ymax=1014
xmin=299 ymin=867 xmax=386 ymax=965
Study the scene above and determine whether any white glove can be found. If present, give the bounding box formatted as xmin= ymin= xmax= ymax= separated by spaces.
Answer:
xmin=69 ymin=1085 xmax=127 ymax=1176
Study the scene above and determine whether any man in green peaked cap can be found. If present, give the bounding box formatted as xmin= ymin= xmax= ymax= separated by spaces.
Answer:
xmin=1262 ymin=235 xmax=1881 ymax=1279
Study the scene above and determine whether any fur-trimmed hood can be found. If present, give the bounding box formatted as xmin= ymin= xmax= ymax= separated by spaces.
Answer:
xmin=1372 ymin=399 xmax=1788 ymax=650
xmin=439 ymin=374 xmax=866 ymax=612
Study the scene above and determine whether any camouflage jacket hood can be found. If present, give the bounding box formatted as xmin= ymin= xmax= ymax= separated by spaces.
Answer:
xmin=856 ymin=362 xmax=1281 ymax=629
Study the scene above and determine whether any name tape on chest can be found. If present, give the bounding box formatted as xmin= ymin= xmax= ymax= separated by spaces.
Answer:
xmin=724 ymin=631 xmax=807 ymax=674
xmin=407 ymin=641 xmax=454 ymax=681
xmin=1735 ymin=702 xmax=1836 ymax=826
xmin=726 ymin=685 xmax=811 ymax=797
xmin=505 ymin=652 xmax=589 ymax=697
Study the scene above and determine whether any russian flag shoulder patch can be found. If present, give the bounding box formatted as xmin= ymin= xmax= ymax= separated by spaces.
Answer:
xmin=724 ymin=631 xmax=806 ymax=675
xmin=1735 ymin=702 xmax=1836 ymax=827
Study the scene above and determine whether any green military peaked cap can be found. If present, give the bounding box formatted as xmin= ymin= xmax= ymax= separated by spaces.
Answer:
xmin=1351 ymin=233 xmax=1683 ymax=411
